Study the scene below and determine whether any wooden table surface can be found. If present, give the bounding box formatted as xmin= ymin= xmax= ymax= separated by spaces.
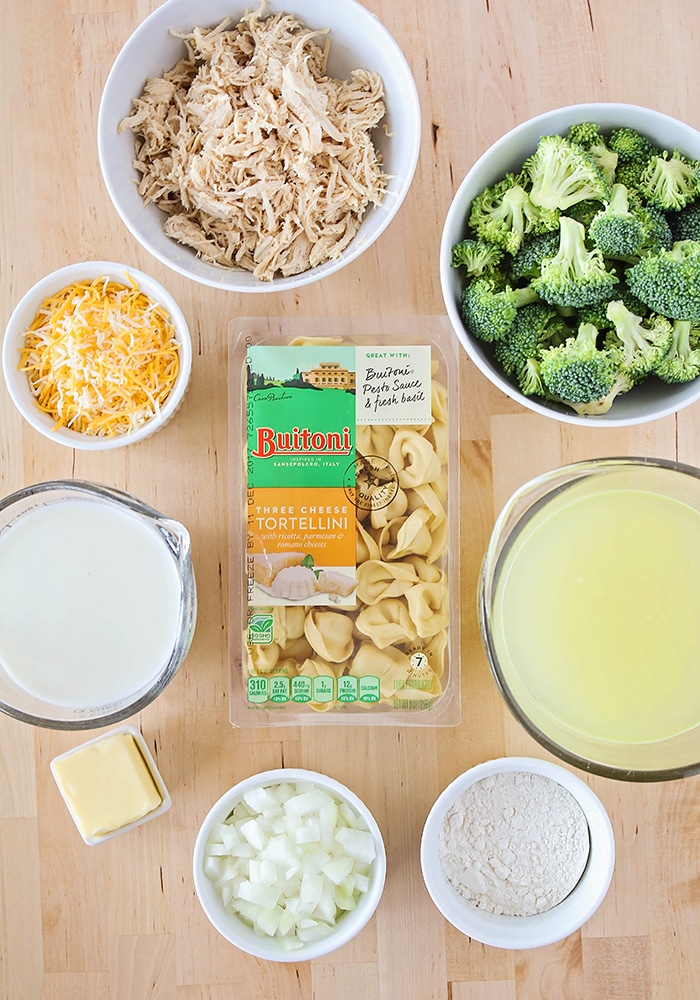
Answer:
xmin=3 ymin=1 xmax=700 ymax=998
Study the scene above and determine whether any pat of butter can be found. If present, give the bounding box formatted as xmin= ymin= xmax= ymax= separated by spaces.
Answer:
xmin=51 ymin=731 xmax=163 ymax=841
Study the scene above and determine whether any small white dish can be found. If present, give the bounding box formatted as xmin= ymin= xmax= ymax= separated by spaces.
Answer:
xmin=50 ymin=723 xmax=172 ymax=846
xmin=193 ymin=767 xmax=386 ymax=961
xmin=420 ymin=756 xmax=614 ymax=949
xmin=3 ymin=261 xmax=192 ymax=450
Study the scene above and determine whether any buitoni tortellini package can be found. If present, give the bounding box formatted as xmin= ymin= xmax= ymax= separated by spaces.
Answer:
xmin=229 ymin=317 xmax=460 ymax=726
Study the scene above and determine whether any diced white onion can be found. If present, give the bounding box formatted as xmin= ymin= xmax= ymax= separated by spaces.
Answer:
xmin=203 ymin=780 xmax=377 ymax=948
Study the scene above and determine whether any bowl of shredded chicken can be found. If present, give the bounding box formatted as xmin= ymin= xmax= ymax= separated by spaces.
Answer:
xmin=2 ymin=262 xmax=192 ymax=450
xmin=97 ymin=0 xmax=420 ymax=290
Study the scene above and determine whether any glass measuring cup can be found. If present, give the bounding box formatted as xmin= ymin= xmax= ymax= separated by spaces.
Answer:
xmin=0 ymin=479 xmax=196 ymax=729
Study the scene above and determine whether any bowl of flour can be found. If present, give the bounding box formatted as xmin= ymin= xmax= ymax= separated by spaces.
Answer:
xmin=420 ymin=757 xmax=614 ymax=949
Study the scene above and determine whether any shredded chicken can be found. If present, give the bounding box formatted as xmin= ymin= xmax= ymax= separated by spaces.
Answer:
xmin=118 ymin=5 xmax=388 ymax=281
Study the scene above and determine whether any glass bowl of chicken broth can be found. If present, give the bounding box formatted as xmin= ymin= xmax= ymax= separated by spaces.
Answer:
xmin=0 ymin=480 xmax=196 ymax=729
xmin=480 ymin=456 xmax=700 ymax=780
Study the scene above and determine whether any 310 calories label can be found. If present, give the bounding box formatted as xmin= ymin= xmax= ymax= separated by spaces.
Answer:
xmin=246 ymin=675 xmax=380 ymax=705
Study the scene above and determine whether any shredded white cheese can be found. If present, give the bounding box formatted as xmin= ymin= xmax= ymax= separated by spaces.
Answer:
xmin=118 ymin=5 xmax=388 ymax=281
xmin=20 ymin=276 xmax=180 ymax=437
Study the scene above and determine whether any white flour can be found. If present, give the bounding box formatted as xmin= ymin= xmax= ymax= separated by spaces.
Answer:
xmin=438 ymin=770 xmax=590 ymax=916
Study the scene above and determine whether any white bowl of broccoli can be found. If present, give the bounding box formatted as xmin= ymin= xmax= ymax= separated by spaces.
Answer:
xmin=440 ymin=102 xmax=700 ymax=425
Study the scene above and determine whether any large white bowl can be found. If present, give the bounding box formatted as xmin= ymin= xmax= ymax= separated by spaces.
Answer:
xmin=98 ymin=0 xmax=421 ymax=293
xmin=440 ymin=102 xmax=700 ymax=426
xmin=420 ymin=757 xmax=615 ymax=950
xmin=2 ymin=261 xmax=192 ymax=450
xmin=193 ymin=768 xmax=386 ymax=962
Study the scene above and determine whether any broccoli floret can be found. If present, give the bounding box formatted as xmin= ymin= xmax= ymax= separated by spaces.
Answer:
xmin=589 ymin=183 xmax=647 ymax=257
xmin=566 ymin=122 xmax=603 ymax=149
xmin=653 ymin=318 xmax=700 ymax=383
xmin=494 ymin=302 xmax=570 ymax=377
xmin=531 ymin=216 xmax=618 ymax=307
xmin=638 ymin=149 xmax=700 ymax=211
xmin=451 ymin=238 xmax=504 ymax=277
xmin=509 ymin=231 xmax=561 ymax=280
xmin=577 ymin=284 xmax=648 ymax=330
xmin=605 ymin=299 xmax=673 ymax=376
xmin=613 ymin=159 xmax=648 ymax=192
xmin=525 ymin=134 xmax=610 ymax=211
xmin=519 ymin=357 xmax=547 ymax=396
xmin=565 ymin=127 xmax=619 ymax=185
xmin=564 ymin=200 xmax=606 ymax=230
xmin=608 ymin=127 xmax=654 ymax=164
xmin=668 ymin=202 xmax=700 ymax=243
xmin=591 ymin=202 xmax=672 ymax=265
xmin=637 ymin=205 xmax=674 ymax=253
xmin=468 ymin=174 xmax=558 ymax=254
xmin=577 ymin=299 xmax=615 ymax=330
xmin=625 ymin=240 xmax=700 ymax=319
xmin=569 ymin=370 xmax=636 ymax=414
xmin=616 ymin=283 xmax=650 ymax=317
xmin=587 ymin=138 xmax=618 ymax=187
xmin=539 ymin=321 xmax=620 ymax=404
xmin=460 ymin=276 xmax=540 ymax=342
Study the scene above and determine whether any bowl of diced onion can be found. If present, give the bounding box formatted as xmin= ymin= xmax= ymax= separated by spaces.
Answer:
xmin=192 ymin=768 xmax=386 ymax=961
xmin=2 ymin=261 xmax=192 ymax=449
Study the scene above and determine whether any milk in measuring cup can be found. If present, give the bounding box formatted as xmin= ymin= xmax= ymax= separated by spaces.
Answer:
xmin=0 ymin=499 xmax=182 ymax=707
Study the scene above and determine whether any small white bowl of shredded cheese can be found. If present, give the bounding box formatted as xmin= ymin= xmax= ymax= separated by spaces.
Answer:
xmin=420 ymin=757 xmax=615 ymax=950
xmin=2 ymin=261 xmax=192 ymax=450
xmin=97 ymin=0 xmax=421 ymax=291
xmin=193 ymin=768 xmax=386 ymax=961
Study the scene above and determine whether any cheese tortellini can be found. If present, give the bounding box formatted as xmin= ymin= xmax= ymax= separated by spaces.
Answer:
xmin=245 ymin=375 xmax=450 ymax=712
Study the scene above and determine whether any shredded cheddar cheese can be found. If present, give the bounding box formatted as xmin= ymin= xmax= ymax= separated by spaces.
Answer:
xmin=19 ymin=276 xmax=180 ymax=437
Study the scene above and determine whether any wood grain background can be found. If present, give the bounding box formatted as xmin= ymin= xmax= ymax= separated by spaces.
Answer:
xmin=2 ymin=1 xmax=700 ymax=998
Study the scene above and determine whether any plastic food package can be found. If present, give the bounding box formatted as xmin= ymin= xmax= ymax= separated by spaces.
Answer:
xmin=229 ymin=317 xmax=460 ymax=726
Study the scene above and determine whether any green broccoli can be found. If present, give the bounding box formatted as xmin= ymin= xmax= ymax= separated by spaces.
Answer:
xmin=608 ymin=126 xmax=654 ymax=164
xmin=625 ymin=240 xmax=700 ymax=319
xmin=565 ymin=125 xmax=618 ymax=185
xmin=605 ymin=299 xmax=673 ymax=376
xmin=451 ymin=238 xmax=504 ymax=277
xmin=531 ymin=216 xmax=618 ymax=307
xmin=613 ymin=159 xmax=647 ymax=192
xmin=539 ymin=321 xmax=620 ymax=404
xmin=493 ymin=302 xmax=570 ymax=379
xmin=519 ymin=357 xmax=547 ymax=396
xmin=460 ymin=276 xmax=540 ymax=342
xmin=568 ymin=370 xmax=636 ymax=415
xmin=638 ymin=149 xmax=700 ymax=211
xmin=587 ymin=138 xmax=618 ymax=187
xmin=576 ymin=298 xmax=616 ymax=331
xmin=668 ymin=202 xmax=700 ymax=243
xmin=455 ymin=122 xmax=700 ymax=408
xmin=577 ymin=285 xmax=648 ymax=330
xmin=525 ymin=134 xmax=610 ymax=211
xmin=509 ymin=231 xmax=561 ymax=280
xmin=653 ymin=318 xmax=700 ymax=383
xmin=564 ymin=200 xmax=606 ymax=230
xmin=588 ymin=183 xmax=647 ymax=257
xmin=468 ymin=173 xmax=558 ymax=254
xmin=566 ymin=122 xmax=603 ymax=149
xmin=636 ymin=204 xmax=674 ymax=253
